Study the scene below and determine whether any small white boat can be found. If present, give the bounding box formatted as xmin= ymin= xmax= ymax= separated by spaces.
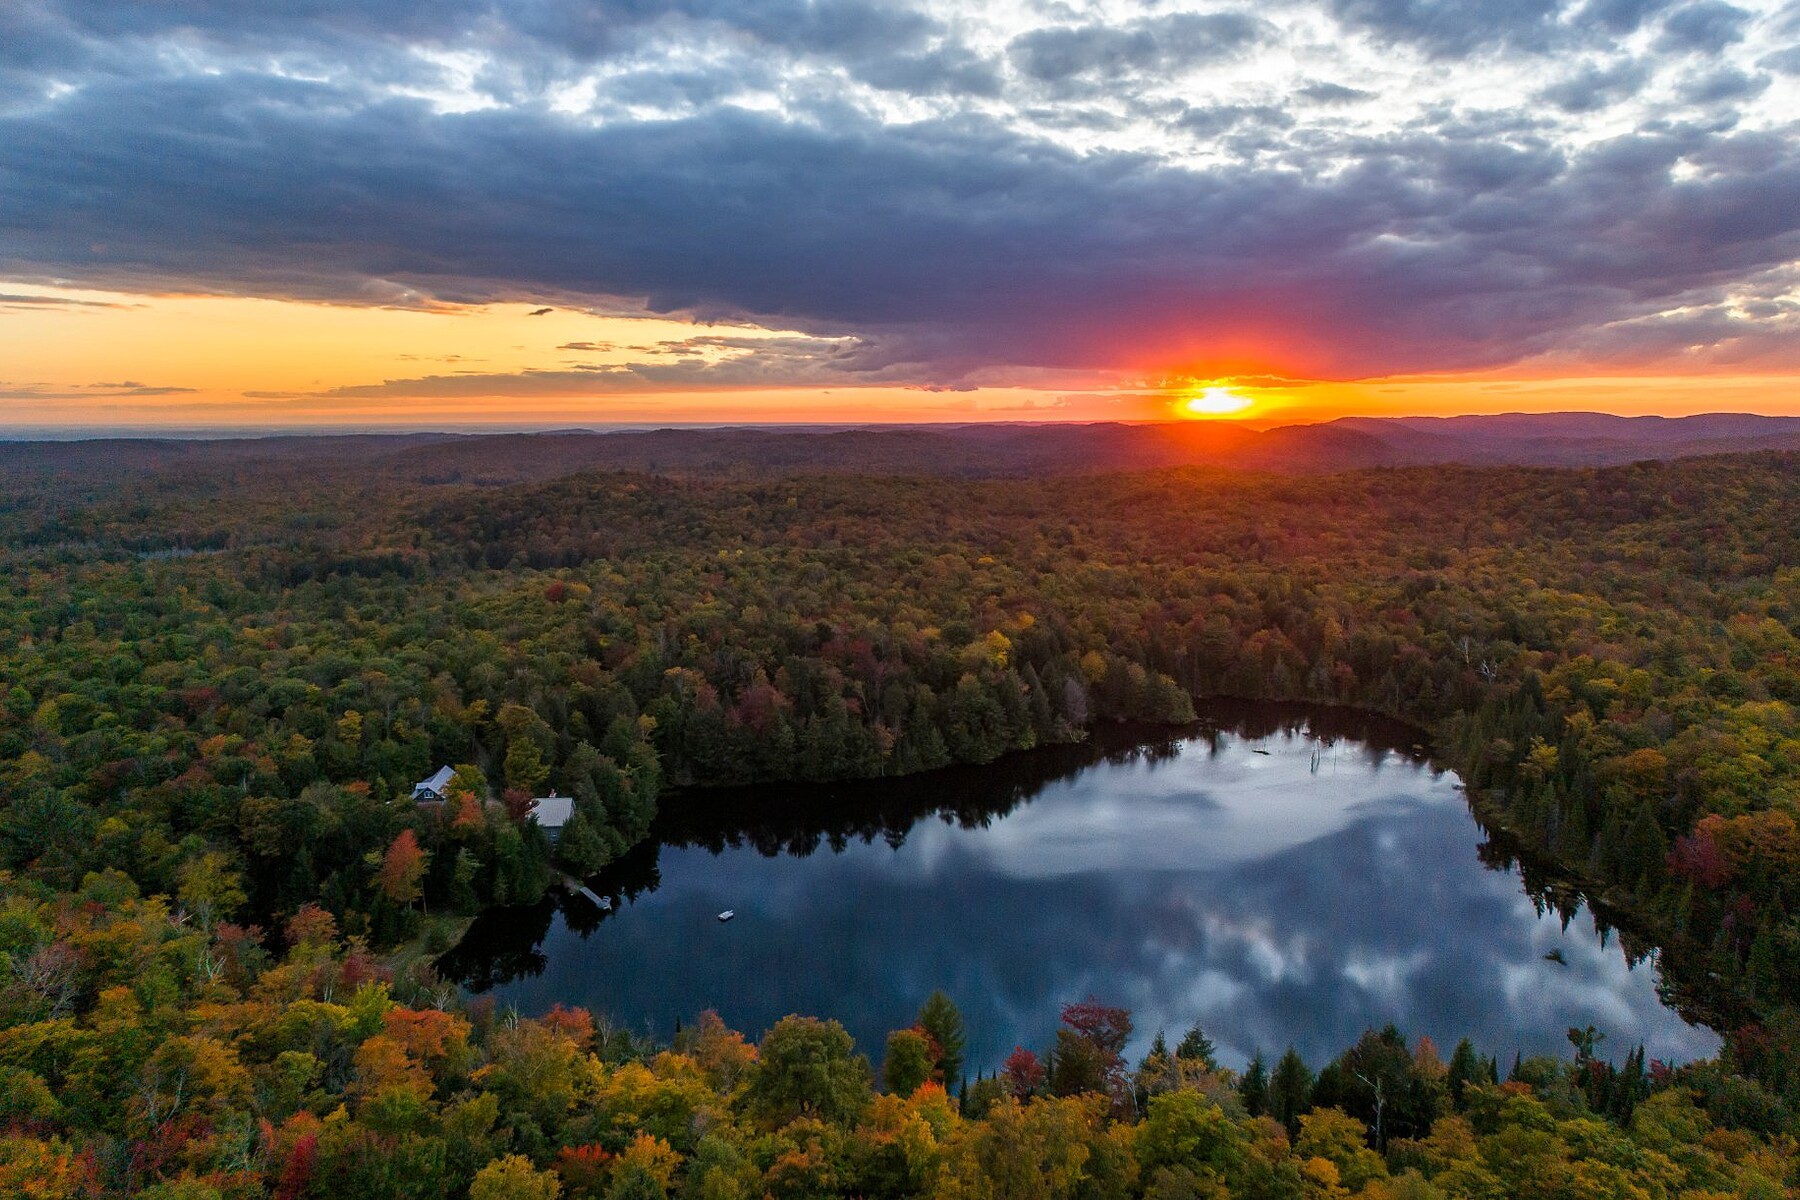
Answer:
xmin=717 ymin=910 xmax=736 ymax=922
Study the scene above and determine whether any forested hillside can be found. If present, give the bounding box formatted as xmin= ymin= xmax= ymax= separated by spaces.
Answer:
xmin=4 ymin=445 xmax=1800 ymax=1194
xmin=12 ymin=411 xmax=1800 ymax=490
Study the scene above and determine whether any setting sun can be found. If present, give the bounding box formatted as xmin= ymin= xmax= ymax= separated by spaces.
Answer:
xmin=1180 ymin=386 xmax=1255 ymax=418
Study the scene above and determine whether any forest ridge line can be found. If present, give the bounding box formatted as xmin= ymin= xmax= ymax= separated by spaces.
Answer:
xmin=8 ymin=411 xmax=1800 ymax=484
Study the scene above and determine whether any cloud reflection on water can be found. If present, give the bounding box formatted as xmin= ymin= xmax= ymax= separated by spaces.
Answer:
xmin=450 ymin=718 xmax=1719 ymax=1072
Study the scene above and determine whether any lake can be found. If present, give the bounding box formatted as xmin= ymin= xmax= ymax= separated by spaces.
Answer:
xmin=439 ymin=701 xmax=1718 ymax=1073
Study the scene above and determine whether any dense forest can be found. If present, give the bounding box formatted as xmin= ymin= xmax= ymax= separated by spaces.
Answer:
xmin=4 ymin=439 xmax=1800 ymax=1194
xmin=3 ymin=889 xmax=1794 ymax=1199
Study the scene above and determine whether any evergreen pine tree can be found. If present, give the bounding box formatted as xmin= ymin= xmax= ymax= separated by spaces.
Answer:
xmin=1610 ymin=1046 xmax=1649 ymax=1122
xmin=918 ymin=991 xmax=967 ymax=1088
xmin=1239 ymin=1050 xmax=1270 ymax=1117
xmin=1176 ymin=1022 xmax=1217 ymax=1069
xmin=1623 ymin=802 xmax=1669 ymax=889
xmin=554 ymin=804 xmax=611 ymax=876
xmin=1269 ymin=1047 xmax=1313 ymax=1137
xmin=1446 ymin=1038 xmax=1482 ymax=1109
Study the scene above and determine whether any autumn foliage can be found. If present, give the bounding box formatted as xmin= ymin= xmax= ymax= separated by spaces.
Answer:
xmin=6 ymin=444 xmax=1800 ymax=1187
xmin=376 ymin=829 xmax=429 ymax=905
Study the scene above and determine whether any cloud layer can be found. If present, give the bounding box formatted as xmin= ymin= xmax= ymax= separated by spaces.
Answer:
xmin=2 ymin=0 xmax=1797 ymax=386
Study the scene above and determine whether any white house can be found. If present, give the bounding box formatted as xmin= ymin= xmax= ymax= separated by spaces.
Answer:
xmin=412 ymin=765 xmax=455 ymax=803
xmin=529 ymin=792 xmax=575 ymax=842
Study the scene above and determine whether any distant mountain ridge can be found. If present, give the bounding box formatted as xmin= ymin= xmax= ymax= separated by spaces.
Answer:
xmin=6 ymin=412 xmax=1800 ymax=483
xmin=1326 ymin=412 xmax=1800 ymax=468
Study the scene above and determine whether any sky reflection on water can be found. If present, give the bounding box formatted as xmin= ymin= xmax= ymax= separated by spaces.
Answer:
xmin=444 ymin=711 xmax=1718 ymax=1072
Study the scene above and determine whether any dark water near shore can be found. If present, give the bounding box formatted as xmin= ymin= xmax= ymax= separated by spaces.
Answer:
xmin=440 ymin=701 xmax=1717 ymax=1071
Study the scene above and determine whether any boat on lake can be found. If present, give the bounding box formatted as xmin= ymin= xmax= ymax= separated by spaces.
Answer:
xmin=717 ymin=910 xmax=735 ymax=922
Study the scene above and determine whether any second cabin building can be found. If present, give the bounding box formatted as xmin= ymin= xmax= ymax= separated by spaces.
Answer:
xmin=528 ymin=792 xmax=574 ymax=843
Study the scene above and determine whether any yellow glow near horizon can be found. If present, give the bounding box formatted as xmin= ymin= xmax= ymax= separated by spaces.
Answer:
xmin=3 ymin=282 xmax=1800 ymax=428
xmin=1180 ymin=386 xmax=1255 ymax=418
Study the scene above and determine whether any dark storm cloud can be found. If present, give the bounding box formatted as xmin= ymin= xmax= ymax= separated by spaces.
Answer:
xmin=0 ymin=0 xmax=484 ymax=104
xmin=1326 ymin=0 xmax=1738 ymax=55
xmin=1176 ymin=103 xmax=1298 ymax=138
xmin=856 ymin=44 xmax=1005 ymax=97
xmin=0 ymin=0 xmax=977 ymax=119
xmin=1297 ymin=81 xmax=1378 ymax=104
xmin=1656 ymin=0 xmax=1752 ymax=51
xmin=1323 ymin=0 xmax=1567 ymax=56
xmin=1008 ymin=12 xmax=1273 ymax=83
xmin=1678 ymin=66 xmax=1770 ymax=103
xmin=4 ymin=67 xmax=1798 ymax=379
xmin=322 ymin=334 xmax=909 ymax=396
xmin=2 ymin=0 xmax=1796 ymax=383
xmin=1538 ymin=59 xmax=1651 ymax=112
xmin=19 ymin=0 xmax=936 ymax=62
xmin=1577 ymin=0 xmax=1686 ymax=33
xmin=0 ymin=292 xmax=128 ymax=308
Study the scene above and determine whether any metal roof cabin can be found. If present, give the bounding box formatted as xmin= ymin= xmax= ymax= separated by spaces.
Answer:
xmin=412 ymin=765 xmax=456 ymax=803
xmin=529 ymin=792 xmax=575 ymax=842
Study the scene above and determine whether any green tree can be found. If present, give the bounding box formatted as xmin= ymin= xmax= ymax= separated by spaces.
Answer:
xmin=504 ymin=738 xmax=552 ymax=796
xmin=1269 ymin=1047 xmax=1313 ymax=1137
xmin=1176 ymin=1023 xmax=1217 ymax=1069
xmin=1316 ymin=1026 xmax=1442 ymax=1147
xmin=1295 ymin=1108 xmax=1388 ymax=1192
xmin=743 ymin=1016 xmax=872 ymax=1127
xmin=176 ymin=851 xmax=246 ymax=929
xmin=1445 ymin=1038 xmax=1485 ymax=1109
xmin=1137 ymin=1091 xmax=1246 ymax=1180
xmin=491 ymin=822 xmax=553 ymax=906
xmin=884 ymin=1028 xmax=933 ymax=1097
xmin=471 ymin=1154 xmax=562 ymax=1200
xmin=1238 ymin=1051 xmax=1270 ymax=1118
xmin=918 ymin=991 xmax=967 ymax=1088
xmin=555 ymin=805 xmax=611 ymax=876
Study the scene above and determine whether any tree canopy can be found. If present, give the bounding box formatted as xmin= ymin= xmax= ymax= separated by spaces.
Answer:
xmin=6 ymin=444 xmax=1800 ymax=1190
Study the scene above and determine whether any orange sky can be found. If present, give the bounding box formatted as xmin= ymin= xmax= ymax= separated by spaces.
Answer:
xmin=3 ymin=283 xmax=1797 ymax=430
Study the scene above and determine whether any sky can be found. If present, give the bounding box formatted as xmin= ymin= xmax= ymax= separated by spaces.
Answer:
xmin=2 ymin=0 xmax=1798 ymax=429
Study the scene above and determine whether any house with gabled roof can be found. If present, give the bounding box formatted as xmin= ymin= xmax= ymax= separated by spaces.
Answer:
xmin=412 ymin=765 xmax=456 ymax=804
xmin=528 ymin=791 xmax=574 ymax=842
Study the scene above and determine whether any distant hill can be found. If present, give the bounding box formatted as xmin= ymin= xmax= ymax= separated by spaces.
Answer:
xmin=1327 ymin=413 xmax=1800 ymax=467
xmin=307 ymin=412 xmax=1800 ymax=481
xmin=6 ymin=412 xmax=1800 ymax=486
xmin=0 ymin=432 xmax=454 ymax=478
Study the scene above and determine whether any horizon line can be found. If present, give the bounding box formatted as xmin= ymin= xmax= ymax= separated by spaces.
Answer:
xmin=6 ymin=408 xmax=1800 ymax=443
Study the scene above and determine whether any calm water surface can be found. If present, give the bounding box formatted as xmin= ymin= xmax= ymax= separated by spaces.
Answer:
xmin=442 ymin=703 xmax=1717 ymax=1071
